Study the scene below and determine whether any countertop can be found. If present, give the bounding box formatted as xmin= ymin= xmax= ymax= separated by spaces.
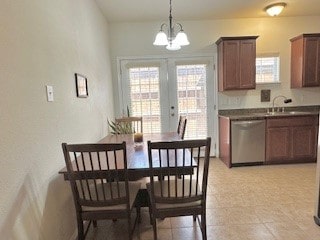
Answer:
xmin=219 ymin=106 xmax=320 ymax=121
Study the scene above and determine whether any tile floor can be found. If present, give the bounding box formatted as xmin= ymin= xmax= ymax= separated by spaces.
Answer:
xmin=86 ymin=158 xmax=320 ymax=240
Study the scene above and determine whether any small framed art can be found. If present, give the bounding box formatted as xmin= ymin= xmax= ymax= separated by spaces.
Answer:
xmin=75 ymin=73 xmax=88 ymax=98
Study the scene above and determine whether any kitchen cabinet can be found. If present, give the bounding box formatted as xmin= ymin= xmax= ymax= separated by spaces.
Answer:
xmin=290 ymin=33 xmax=320 ymax=88
xmin=219 ymin=116 xmax=231 ymax=167
xmin=266 ymin=115 xmax=318 ymax=164
xmin=216 ymin=36 xmax=258 ymax=91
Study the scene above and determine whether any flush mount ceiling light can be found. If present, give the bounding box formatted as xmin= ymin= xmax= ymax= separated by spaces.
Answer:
xmin=265 ymin=2 xmax=287 ymax=16
xmin=153 ymin=0 xmax=189 ymax=51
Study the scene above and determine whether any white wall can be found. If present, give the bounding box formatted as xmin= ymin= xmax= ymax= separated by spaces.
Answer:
xmin=108 ymin=16 xmax=320 ymax=113
xmin=0 ymin=0 xmax=113 ymax=239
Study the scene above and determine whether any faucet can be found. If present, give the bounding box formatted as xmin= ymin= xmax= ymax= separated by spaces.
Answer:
xmin=271 ymin=95 xmax=292 ymax=113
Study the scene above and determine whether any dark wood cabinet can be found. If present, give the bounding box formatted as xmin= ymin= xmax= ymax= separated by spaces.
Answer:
xmin=290 ymin=33 xmax=320 ymax=88
xmin=216 ymin=36 xmax=258 ymax=91
xmin=292 ymin=125 xmax=317 ymax=159
xmin=266 ymin=115 xmax=318 ymax=164
xmin=218 ymin=116 xmax=231 ymax=167
xmin=266 ymin=127 xmax=291 ymax=162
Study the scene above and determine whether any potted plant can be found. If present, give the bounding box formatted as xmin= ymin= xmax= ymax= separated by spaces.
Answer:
xmin=107 ymin=106 xmax=134 ymax=134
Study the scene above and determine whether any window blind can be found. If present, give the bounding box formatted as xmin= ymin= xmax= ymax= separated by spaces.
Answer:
xmin=256 ymin=55 xmax=280 ymax=83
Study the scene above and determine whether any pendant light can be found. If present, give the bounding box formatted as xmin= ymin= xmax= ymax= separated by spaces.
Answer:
xmin=153 ymin=0 xmax=189 ymax=50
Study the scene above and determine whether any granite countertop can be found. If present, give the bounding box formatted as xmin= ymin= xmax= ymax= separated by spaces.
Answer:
xmin=219 ymin=106 xmax=320 ymax=121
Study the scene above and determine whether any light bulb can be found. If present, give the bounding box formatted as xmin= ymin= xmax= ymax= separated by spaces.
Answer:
xmin=174 ymin=31 xmax=190 ymax=46
xmin=166 ymin=41 xmax=181 ymax=51
xmin=153 ymin=31 xmax=169 ymax=46
xmin=265 ymin=3 xmax=286 ymax=16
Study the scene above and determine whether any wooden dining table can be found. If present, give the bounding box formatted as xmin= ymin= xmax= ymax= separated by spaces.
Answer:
xmin=59 ymin=132 xmax=194 ymax=181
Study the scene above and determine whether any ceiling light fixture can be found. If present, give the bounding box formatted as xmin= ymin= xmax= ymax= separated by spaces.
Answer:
xmin=265 ymin=2 xmax=287 ymax=16
xmin=153 ymin=0 xmax=189 ymax=51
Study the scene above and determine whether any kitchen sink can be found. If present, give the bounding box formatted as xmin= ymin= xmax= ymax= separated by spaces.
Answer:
xmin=265 ymin=111 xmax=309 ymax=116
xmin=252 ymin=111 xmax=312 ymax=117
xmin=286 ymin=111 xmax=306 ymax=114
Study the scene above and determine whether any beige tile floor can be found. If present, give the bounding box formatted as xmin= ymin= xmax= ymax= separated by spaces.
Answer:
xmin=86 ymin=158 xmax=320 ymax=240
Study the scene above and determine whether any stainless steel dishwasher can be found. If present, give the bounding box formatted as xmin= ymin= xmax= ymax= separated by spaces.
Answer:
xmin=231 ymin=119 xmax=266 ymax=164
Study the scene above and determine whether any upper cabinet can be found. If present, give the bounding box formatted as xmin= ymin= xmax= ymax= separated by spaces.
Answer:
xmin=290 ymin=33 xmax=320 ymax=88
xmin=216 ymin=36 xmax=258 ymax=92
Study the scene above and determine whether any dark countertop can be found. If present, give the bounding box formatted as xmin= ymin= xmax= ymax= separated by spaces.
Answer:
xmin=219 ymin=106 xmax=320 ymax=121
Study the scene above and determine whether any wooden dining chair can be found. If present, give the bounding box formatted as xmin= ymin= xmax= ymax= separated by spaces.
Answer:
xmin=115 ymin=116 xmax=143 ymax=134
xmin=62 ymin=142 xmax=141 ymax=240
xmin=177 ymin=115 xmax=187 ymax=139
xmin=147 ymin=138 xmax=211 ymax=240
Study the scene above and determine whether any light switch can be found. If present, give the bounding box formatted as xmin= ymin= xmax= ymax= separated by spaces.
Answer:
xmin=46 ymin=85 xmax=54 ymax=102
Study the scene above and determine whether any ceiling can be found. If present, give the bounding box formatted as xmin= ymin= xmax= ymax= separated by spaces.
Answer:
xmin=95 ymin=0 xmax=320 ymax=23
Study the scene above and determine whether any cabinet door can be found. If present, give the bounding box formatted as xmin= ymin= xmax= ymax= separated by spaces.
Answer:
xmin=266 ymin=115 xmax=318 ymax=164
xmin=292 ymin=125 xmax=317 ymax=161
xmin=266 ymin=127 xmax=291 ymax=163
xmin=223 ymin=41 xmax=239 ymax=90
xmin=239 ymin=40 xmax=256 ymax=89
xmin=304 ymin=37 xmax=320 ymax=87
xmin=291 ymin=37 xmax=303 ymax=88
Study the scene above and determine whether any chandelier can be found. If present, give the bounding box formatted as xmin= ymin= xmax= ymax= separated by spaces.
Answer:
xmin=153 ymin=0 xmax=190 ymax=51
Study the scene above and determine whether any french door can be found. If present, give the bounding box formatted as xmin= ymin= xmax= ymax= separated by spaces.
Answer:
xmin=119 ymin=57 xmax=215 ymax=151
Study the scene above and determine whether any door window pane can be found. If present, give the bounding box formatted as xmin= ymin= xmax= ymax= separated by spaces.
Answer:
xmin=176 ymin=64 xmax=207 ymax=139
xmin=129 ymin=67 xmax=161 ymax=133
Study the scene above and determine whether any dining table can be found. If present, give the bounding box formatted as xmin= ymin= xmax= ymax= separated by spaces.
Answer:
xmin=58 ymin=132 xmax=195 ymax=181
xmin=59 ymin=132 xmax=195 ymax=207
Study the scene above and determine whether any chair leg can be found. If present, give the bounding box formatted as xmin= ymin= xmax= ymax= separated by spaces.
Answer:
xmin=136 ymin=206 xmax=141 ymax=223
xmin=77 ymin=214 xmax=84 ymax=240
xmin=148 ymin=209 xmax=153 ymax=225
xmin=127 ymin=213 xmax=133 ymax=240
xmin=193 ymin=214 xmax=197 ymax=222
xmin=151 ymin=215 xmax=157 ymax=240
xmin=93 ymin=220 xmax=97 ymax=228
xmin=201 ymin=212 xmax=207 ymax=240
xmin=147 ymin=199 xmax=152 ymax=225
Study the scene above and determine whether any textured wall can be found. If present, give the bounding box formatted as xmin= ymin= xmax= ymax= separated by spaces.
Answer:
xmin=0 ymin=0 xmax=113 ymax=239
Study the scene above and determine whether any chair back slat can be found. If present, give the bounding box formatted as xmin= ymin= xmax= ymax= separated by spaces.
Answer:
xmin=95 ymin=152 xmax=106 ymax=200
xmin=195 ymin=147 xmax=201 ymax=196
xmin=62 ymin=142 xmax=130 ymax=209
xmin=81 ymin=152 xmax=93 ymax=201
xmin=115 ymin=116 xmax=143 ymax=134
xmin=147 ymin=138 xmax=211 ymax=205
xmin=177 ymin=116 xmax=187 ymax=139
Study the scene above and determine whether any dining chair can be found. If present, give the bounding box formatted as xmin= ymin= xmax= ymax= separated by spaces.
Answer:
xmin=147 ymin=137 xmax=211 ymax=240
xmin=177 ymin=115 xmax=187 ymax=139
xmin=115 ymin=116 xmax=143 ymax=134
xmin=62 ymin=142 xmax=141 ymax=240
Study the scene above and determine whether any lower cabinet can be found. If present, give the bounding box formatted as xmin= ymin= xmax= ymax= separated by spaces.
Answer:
xmin=266 ymin=115 xmax=318 ymax=164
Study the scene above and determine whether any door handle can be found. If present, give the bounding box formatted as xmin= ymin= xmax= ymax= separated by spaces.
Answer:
xmin=170 ymin=106 xmax=175 ymax=116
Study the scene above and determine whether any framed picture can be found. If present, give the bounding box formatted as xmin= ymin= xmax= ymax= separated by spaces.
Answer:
xmin=75 ymin=73 xmax=88 ymax=98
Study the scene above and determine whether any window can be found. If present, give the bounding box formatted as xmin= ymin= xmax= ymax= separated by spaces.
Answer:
xmin=176 ymin=64 xmax=207 ymax=139
xmin=256 ymin=54 xmax=280 ymax=84
xmin=129 ymin=66 xmax=161 ymax=133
